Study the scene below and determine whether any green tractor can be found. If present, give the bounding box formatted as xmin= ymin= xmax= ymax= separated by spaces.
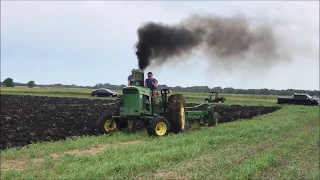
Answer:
xmin=96 ymin=69 xmax=220 ymax=136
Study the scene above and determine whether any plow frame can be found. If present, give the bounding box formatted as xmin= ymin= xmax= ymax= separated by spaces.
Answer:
xmin=186 ymin=110 xmax=210 ymax=119
xmin=185 ymin=102 xmax=217 ymax=125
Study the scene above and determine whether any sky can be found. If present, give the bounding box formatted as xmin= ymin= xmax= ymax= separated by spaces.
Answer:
xmin=1 ymin=1 xmax=319 ymax=90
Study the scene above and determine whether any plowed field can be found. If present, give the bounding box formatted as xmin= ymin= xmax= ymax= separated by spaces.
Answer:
xmin=1 ymin=95 xmax=280 ymax=149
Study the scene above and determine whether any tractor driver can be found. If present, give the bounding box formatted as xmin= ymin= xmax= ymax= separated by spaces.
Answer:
xmin=145 ymin=72 xmax=158 ymax=103
xmin=127 ymin=74 xmax=133 ymax=86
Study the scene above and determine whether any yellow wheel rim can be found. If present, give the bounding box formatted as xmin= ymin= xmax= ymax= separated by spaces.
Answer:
xmin=104 ymin=120 xmax=116 ymax=132
xmin=180 ymin=103 xmax=185 ymax=129
xmin=128 ymin=120 xmax=134 ymax=130
xmin=155 ymin=122 xmax=167 ymax=136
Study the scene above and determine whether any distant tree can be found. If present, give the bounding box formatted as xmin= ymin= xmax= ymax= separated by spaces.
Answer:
xmin=3 ymin=77 xmax=14 ymax=87
xmin=27 ymin=81 xmax=36 ymax=88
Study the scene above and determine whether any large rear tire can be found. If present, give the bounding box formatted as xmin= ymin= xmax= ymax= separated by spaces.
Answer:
xmin=167 ymin=94 xmax=188 ymax=133
xmin=147 ymin=117 xmax=171 ymax=136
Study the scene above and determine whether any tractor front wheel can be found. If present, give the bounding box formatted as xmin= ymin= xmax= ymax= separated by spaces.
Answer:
xmin=97 ymin=113 xmax=117 ymax=134
xmin=147 ymin=117 xmax=171 ymax=136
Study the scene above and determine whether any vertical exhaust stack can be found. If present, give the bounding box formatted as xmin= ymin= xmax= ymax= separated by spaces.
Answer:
xmin=131 ymin=69 xmax=145 ymax=87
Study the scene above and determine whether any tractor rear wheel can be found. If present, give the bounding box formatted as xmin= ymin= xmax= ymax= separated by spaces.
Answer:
xmin=147 ymin=117 xmax=171 ymax=136
xmin=96 ymin=113 xmax=117 ymax=134
xmin=208 ymin=106 xmax=219 ymax=127
xmin=167 ymin=94 xmax=188 ymax=133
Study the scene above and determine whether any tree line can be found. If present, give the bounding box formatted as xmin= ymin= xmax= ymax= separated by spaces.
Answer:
xmin=2 ymin=78 xmax=35 ymax=88
xmin=1 ymin=78 xmax=319 ymax=96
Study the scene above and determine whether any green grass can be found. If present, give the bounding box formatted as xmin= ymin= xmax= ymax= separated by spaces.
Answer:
xmin=1 ymin=106 xmax=319 ymax=179
xmin=1 ymin=87 xmax=318 ymax=179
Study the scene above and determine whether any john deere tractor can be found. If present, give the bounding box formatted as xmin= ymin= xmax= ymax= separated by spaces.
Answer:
xmin=96 ymin=69 xmax=220 ymax=136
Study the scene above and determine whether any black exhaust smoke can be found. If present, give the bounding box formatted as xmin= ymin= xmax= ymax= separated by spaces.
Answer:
xmin=135 ymin=13 xmax=287 ymax=70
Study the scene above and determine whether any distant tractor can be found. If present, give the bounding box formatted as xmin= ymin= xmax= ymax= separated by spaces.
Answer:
xmin=205 ymin=91 xmax=226 ymax=103
xmin=96 ymin=69 xmax=220 ymax=136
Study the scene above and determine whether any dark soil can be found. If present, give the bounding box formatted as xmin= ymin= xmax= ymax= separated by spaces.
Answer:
xmin=1 ymin=95 xmax=280 ymax=150
xmin=0 ymin=95 xmax=117 ymax=150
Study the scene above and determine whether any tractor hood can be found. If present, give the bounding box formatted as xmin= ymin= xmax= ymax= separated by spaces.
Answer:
xmin=123 ymin=86 xmax=151 ymax=96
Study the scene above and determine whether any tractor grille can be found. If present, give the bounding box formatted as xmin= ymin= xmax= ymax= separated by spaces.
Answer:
xmin=123 ymin=89 xmax=139 ymax=108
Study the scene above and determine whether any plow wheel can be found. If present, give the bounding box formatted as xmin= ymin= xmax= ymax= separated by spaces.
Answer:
xmin=167 ymin=94 xmax=188 ymax=133
xmin=208 ymin=106 xmax=219 ymax=127
xmin=147 ymin=117 xmax=171 ymax=136
xmin=96 ymin=113 xmax=117 ymax=134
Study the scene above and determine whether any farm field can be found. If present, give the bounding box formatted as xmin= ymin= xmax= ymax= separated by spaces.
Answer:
xmin=0 ymin=87 xmax=319 ymax=180
xmin=1 ymin=87 xmax=278 ymax=105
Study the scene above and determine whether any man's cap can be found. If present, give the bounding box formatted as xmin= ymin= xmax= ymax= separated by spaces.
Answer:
xmin=148 ymin=72 xmax=153 ymax=75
